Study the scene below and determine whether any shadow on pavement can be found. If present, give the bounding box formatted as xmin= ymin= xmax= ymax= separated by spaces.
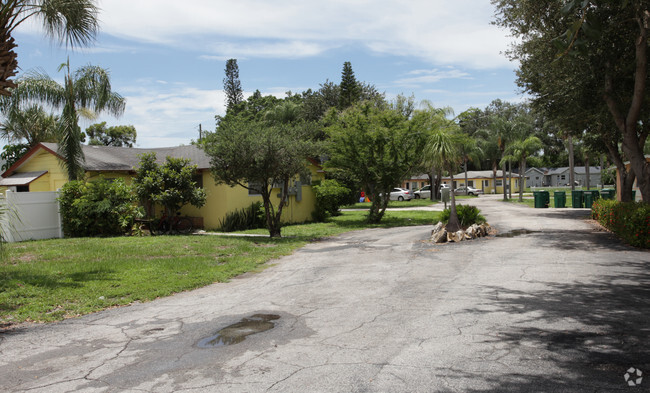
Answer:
xmin=457 ymin=261 xmax=650 ymax=392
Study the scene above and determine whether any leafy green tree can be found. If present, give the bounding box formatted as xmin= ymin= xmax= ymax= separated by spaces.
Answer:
xmin=339 ymin=61 xmax=361 ymax=110
xmin=0 ymin=104 xmax=59 ymax=147
xmin=224 ymin=58 xmax=243 ymax=111
xmin=493 ymin=0 xmax=650 ymax=202
xmin=133 ymin=153 xmax=206 ymax=230
xmin=501 ymin=136 xmax=542 ymax=201
xmin=58 ymin=177 xmax=141 ymax=237
xmin=203 ymin=118 xmax=319 ymax=237
xmin=7 ymin=61 xmax=125 ymax=180
xmin=0 ymin=0 xmax=99 ymax=96
xmin=86 ymin=122 xmax=136 ymax=147
xmin=0 ymin=143 xmax=29 ymax=170
xmin=325 ymin=98 xmax=425 ymax=223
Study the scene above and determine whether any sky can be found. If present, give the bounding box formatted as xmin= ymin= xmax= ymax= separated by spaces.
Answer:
xmin=11 ymin=0 xmax=522 ymax=148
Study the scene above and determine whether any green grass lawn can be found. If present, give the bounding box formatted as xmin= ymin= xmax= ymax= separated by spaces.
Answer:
xmin=1 ymin=209 xmax=440 ymax=327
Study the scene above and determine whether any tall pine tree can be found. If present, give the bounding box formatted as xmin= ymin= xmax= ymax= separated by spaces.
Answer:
xmin=339 ymin=61 xmax=361 ymax=110
xmin=223 ymin=59 xmax=243 ymax=111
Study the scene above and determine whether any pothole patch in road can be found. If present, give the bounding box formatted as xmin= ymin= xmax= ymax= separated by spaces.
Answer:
xmin=197 ymin=314 xmax=280 ymax=348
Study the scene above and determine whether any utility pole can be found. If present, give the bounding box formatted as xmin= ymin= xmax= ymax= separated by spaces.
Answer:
xmin=199 ymin=124 xmax=202 ymax=142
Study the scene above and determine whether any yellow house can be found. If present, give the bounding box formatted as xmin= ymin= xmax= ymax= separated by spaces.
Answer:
xmin=0 ymin=142 xmax=325 ymax=229
xmin=442 ymin=170 xmax=524 ymax=194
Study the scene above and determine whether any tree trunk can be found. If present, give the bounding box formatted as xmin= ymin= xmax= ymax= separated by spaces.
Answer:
xmin=604 ymin=140 xmax=636 ymax=202
xmin=568 ymin=134 xmax=575 ymax=191
xmin=602 ymin=12 xmax=650 ymax=203
xmin=585 ymin=155 xmax=590 ymax=190
xmin=492 ymin=161 xmax=497 ymax=195
xmin=502 ymin=161 xmax=508 ymax=201
xmin=464 ymin=158 xmax=469 ymax=190
xmin=508 ymin=160 xmax=512 ymax=199
xmin=446 ymin=170 xmax=461 ymax=232
xmin=519 ymin=157 xmax=526 ymax=202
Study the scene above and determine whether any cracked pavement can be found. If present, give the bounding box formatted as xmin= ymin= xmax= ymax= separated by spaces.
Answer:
xmin=1 ymin=195 xmax=649 ymax=392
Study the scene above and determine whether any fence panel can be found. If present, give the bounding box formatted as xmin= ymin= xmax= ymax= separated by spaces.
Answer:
xmin=1 ymin=190 xmax=63 ymax=242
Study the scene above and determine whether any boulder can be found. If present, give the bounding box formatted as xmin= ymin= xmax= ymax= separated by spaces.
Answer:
xmin=431 ymin=228 xmax=447 ymax=243
xmin=447 ymin=229 xmax=465 ymax=242
xmin=431 ymin=222 xmax=444 ymax=235
xmin=465 ymin=225 xmax=477 ymax=239
xmin=480 ymin=223 xmax=491 ymax=236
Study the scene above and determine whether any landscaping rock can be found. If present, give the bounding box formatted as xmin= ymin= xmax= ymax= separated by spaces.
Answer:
xmin=431 ymin=222 xmax=444 ymax=234
xmin=431 ymin=227 xmax=447 ymax=243
xmin=448 ymin=230 xmax=465 ymax=242
xmin=465 ymin=226 xmax=477 ymax=239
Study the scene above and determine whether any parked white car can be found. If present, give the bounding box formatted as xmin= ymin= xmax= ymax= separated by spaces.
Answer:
xmin=454 ymin=186 xmax=484 ymax=196
xmin=382 ymin=188 xmax=413 ymax=201
xmin=413 ymin=185 xmax=431 ymax=199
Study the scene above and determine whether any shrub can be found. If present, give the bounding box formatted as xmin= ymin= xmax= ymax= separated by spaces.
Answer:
xmin=592 ymin=199 xmax=650 ymax=248
xmin=312 ymin=179 xmax=351 ymax=222
xmin=218 ymin=202 xmax=266 ymax=232
xmin=440 ymin=204 xmax=486 ymax=227
xmin=59 ymin=178 xmax=143 ymax=237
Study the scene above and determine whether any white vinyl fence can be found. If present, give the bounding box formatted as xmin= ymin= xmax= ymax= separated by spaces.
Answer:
xmin=0 ymin=190 xmax=63 ymax=242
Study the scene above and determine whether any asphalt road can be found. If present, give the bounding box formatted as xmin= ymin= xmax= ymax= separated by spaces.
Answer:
xmin=1 ymin=196 xmax=649 ymax=392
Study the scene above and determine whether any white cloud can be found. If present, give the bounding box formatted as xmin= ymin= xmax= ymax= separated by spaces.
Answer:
xmin=394 ymin=69 xmax=471 ymax=87
xmin=90 ymin=0 xmax=512 ymax=69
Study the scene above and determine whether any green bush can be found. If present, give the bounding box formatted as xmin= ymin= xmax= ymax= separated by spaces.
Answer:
xmin=592 ymin=199 xmax=650 ymax=248
xmin=218 ymin=202 xmax=266 ymax=232
xmin=440 ymin=204 xmax=486 ymax=227
xmin=312 ymin=179 xmax=351 ymax=222
xmin=58 ymin=178 xmax=143 ymax=237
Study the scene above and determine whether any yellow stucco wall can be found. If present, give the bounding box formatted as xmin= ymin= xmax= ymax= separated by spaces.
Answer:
xmin=7 ymin=147 xmax=324 ymax=230
xmin=442 ymin=177 xmax=525 ymax=194
xmin=180 ymin=166 xmax=324 ymax=229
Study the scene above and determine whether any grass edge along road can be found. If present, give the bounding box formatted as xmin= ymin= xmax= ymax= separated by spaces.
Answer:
xmin=1 ymin=210 xmax=438 ymax=328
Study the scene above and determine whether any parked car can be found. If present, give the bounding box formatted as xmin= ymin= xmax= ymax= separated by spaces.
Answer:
xmin=380 ymin=188 xmax=413 ymax=201
xmin=454 ymin=186 xmax=484 ymax=196
xmin=413 ymin=185 xmax=431 ymax=199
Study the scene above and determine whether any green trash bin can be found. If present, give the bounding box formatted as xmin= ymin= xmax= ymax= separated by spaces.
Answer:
xmin=543 ymin=190 xmax=550 ymax=207
xmin=590 ymin=190 xmax=600 ymax=201
xmin=554 ymin=191 xmax=566 ymax=208
xmin=533 ymin=191 xmax=549 ymax=208
xmin=584 ymin=191 xmax=594 ymax=208
xmin=533 ymin=191 xmax=542 ymax=208
xmin=572 ymin=190 xmax=584 ymax=208
xmin=601 ymin=188 xmax=615 ymax=200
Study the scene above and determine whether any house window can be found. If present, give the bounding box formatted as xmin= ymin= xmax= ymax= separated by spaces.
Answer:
xmin=560 ymin=175 xmax=566 ymax=180
xmin=405 ymin=182 xmax=410 ymax=190
xmin=16 ymin=185 xmax=29 ymax=192
xmin=483 ymin=180 xmax=489 ymax=187
xmin=468 ymin=180 xmax=474 ymax=187
xmin=421 ymin=182 xmax=426 ymax=188
xmin=496 ymin=179 xmax=503 ymax=187
xmin=248 ymin=181 xmax=263 ymax=196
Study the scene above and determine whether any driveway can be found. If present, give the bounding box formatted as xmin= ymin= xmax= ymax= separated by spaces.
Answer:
xmin=1 ymin=196 xmax=649 ymax=392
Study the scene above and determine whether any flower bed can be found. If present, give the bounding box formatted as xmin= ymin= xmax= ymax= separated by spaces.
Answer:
xmin=591 ymin=199 xmax=650 ymax=248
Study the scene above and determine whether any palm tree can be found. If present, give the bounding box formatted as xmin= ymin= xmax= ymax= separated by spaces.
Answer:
xmin=501 ymin=136 xmax=543 ymax=202
xmin=458 ymin=134 xmax=483 ymax=192
xmin=1 ymin=104 xmax=59 ymax=146
xmin=424 ymin=127 xmax=463 ymax=232
xmin=10 ymin=60 xmax=125 ymax=180
xmin=0 ymin=0 xmax=99 ymax=96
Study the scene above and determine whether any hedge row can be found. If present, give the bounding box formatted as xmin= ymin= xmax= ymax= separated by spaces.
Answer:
xmin=591 ymin=199 xmax=650 ymax=248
